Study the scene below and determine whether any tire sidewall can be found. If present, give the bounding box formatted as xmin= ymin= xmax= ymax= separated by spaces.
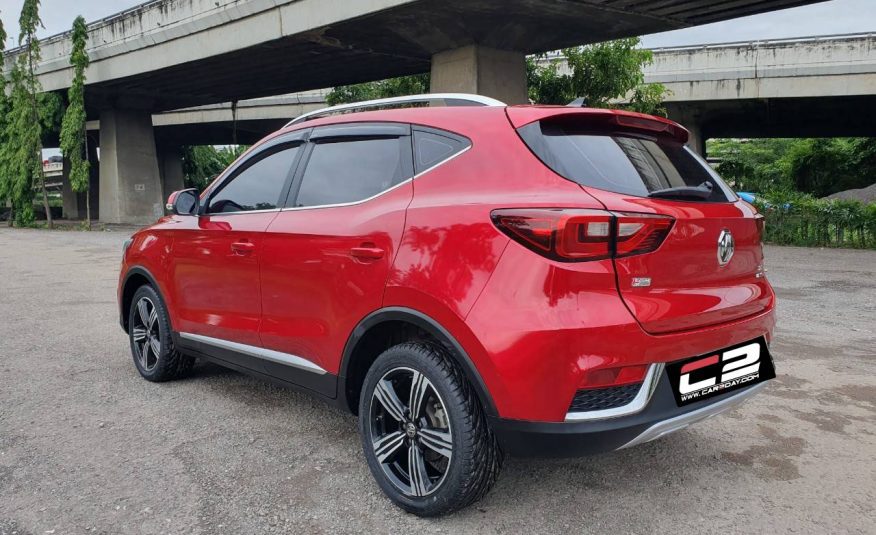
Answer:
xmin=128 ymin=285 xmax=175 ymax=381
xmin=359 ymin=343 xmax=474 ymax=515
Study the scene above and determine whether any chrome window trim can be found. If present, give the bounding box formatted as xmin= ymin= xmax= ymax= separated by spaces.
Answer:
xmin=179 ymin=332 xmax=327 ymax=375
xmin=619 ymin=382 xmax=767 ymax=450
xmin=564 ymin=363 xmax=665 ymax=422
xmin=198 ymin=208 xmax=282 ymax=216
xmin=281 ymin=145 xmax=471 ymax=212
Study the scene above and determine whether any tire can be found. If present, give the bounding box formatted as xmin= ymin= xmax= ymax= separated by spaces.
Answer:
xmin=128 ymin=285 xmax=194 ymax=382
xmin=358 ymin=342 xmax=503 ymax=516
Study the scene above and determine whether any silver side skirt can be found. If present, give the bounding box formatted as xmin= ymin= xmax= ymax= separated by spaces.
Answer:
xmin=179 ymin=332 xmax=328 ymax=375
xmin=619 ymin=382 xmax=768 ymax=450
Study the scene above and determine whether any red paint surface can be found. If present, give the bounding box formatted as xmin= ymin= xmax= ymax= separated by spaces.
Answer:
xmin=119 ymin=105 xmax=776 ymax=423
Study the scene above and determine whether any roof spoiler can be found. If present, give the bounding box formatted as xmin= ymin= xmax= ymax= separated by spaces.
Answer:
xmin=506 ymin=107 xmax=689 ymax=144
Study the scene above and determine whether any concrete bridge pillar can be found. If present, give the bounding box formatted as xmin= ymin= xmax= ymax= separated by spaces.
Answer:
xmin=158 ymin=146 xmax=185 ymax=201
xmin=60 ymin=146 xmax=99 ymax=221
xmin=98 ymin=108 xmax=164 ymax=225
xmin=430 ymin=45 xmax=528 ymax=105
xmin=60 ymin=158 xmax=84 ymax=220
xmin=667 ymin=105 xmax=707 ymax=157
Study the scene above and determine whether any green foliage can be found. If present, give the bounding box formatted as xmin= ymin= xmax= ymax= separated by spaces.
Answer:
xmin=0 ymin=16 xmax=11 ymax=210
xmin=326 ymin=74 xmax=430 ymax=106
xmin=3 ymin=62 xmax=40 ymax=225
xmin=182 ymin=145 xmax=248 ymax=190
xmin=1 ymin=0 xmax=56 ymax=226
xmin=527 ymin=38 xmax=668 ymax=115
xmin=710 ymin=138 xmax=876 ymax=197
xmin=60 ymin=16 xmax=90 ymax=196
xmin=753 ymin=191 xmax=876 ymax=249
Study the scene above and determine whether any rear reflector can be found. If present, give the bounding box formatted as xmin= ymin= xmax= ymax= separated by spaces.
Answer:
xmin=492 ymin=208 xmax=673 ymax=262
xmin=580 ymin=364 xmax=649 ymax=389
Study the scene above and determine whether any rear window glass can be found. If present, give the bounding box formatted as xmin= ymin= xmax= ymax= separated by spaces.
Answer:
xmin=518 ymin=121 xmax=734 ymax=202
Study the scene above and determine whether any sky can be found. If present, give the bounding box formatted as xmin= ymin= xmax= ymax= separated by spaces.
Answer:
xmin=0 ymin=0 xmax=874 ymax=49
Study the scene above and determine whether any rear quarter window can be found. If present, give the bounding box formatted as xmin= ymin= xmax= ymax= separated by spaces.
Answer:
xmin=518 ymin=120 xmax=735 ymax=202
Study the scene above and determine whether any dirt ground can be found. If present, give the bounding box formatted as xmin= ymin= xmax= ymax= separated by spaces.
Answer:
xmin=1 ymin=227 xmax=873 ymax=534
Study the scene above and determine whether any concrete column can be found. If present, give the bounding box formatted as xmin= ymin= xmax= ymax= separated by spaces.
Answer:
xmin=87 ymin=139 xmax=100 ymax=222
xmin=686 ymin=122 xmax=707 ymax=157
xmin=430 ymin=45 xmax=528 ymax=105
xmin=667 ymin=105 xmax=707 ymax=157
xmin=60 ymin=157 xmax=85 ymax=220
xmin=98 ymin=108 xmax=164 ymax=225
xmin=158 ymin=147 xmax=185 ymax=201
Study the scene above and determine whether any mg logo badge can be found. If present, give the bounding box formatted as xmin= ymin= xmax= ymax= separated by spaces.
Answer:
xmin=717 ymin=229 xmax=735 ymax=266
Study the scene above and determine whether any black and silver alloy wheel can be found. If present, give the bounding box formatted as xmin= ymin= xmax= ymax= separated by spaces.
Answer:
xmin=127 ymin=284 xmax=194 ymax=382
xmin=370 ymin=367 xmax=454 ymax=497
xmin=131 ymin=296 xmax=161 ymax=372
xmin=359 ymin=342 xmax=503 ymax=517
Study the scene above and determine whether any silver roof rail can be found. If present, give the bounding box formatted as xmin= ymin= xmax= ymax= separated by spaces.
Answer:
xmin=285 ymin=93 xmax=506 ymax=126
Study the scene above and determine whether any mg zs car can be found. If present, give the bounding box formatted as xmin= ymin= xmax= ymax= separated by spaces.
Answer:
xmin=118 ymin=94 xmax=776 ymax=516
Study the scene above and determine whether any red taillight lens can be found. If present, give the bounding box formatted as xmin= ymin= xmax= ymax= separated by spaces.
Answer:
xmin=754 ymin=214 xmax=765 ymax=243
xmin=492 ymin=208 xmax=673 ymax=262
xmin=614 ymin=212 xmax=675 ymax=258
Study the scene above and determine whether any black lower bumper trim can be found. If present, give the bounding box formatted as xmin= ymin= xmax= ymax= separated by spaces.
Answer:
xmin=490 ymin=373 xmax=765 ymax=458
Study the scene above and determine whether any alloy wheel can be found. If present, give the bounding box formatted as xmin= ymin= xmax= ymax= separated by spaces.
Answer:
xmin=369 ymin=367 xmax=453 ymax=497
xmin=131 ymin=297 xmax=161 ymax=372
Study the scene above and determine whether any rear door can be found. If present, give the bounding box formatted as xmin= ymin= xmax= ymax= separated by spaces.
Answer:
xmin=513 ymin=110 xmax=772 ymax=334
xmin=258 ymin=123 xmax=414 ymax=389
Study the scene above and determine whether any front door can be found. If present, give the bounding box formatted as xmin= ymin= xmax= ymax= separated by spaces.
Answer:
xmin=169 ymin=138 xmax=305 ymax=359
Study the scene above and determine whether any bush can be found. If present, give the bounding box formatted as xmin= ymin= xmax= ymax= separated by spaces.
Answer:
xmin=752 ymin=191 xmax=876 ymax=249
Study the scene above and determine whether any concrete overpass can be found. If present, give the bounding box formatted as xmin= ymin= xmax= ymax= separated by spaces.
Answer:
xmin=647 ymin=33 xmax=876 ymax=154
xmin=3 ymin=0 xmax=825 ymax=223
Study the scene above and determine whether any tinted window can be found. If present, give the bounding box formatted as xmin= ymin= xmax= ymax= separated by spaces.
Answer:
xmin=413 ymin=130 xmax=470 ymax=174
xmin=293 ymin=137 xmax=406 ymax=207
xmin=208 ymin=145 xmax=300 ymax=213
xmin=519 ymin=121 xmax=733 ymax=202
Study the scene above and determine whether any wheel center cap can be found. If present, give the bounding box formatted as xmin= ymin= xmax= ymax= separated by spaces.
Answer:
xmin=405 ymin=422 xmax=417 ymax=438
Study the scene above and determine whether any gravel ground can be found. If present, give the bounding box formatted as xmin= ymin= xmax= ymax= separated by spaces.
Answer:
xmin=0 ymin=227 xmax=874 ymax=534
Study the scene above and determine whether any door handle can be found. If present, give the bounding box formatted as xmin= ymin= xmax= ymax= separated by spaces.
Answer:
xmin=350 ymin=246 xmax=385 ymax=260
xmin=231 ymin=241 xmax=256 ymax=255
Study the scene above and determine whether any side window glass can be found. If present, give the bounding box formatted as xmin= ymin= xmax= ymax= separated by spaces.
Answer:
xmin=208 ymin=144 xmax=300 ymax=213
xmin=413 ymin=130 xmax=470 ymax=174
xmin=293 ymin=137 xmax=406 ymax=207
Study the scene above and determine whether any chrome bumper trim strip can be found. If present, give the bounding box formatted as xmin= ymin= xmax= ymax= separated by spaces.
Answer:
xmin=564 ymin=363 xmax=665 ymax=422
xmin=619 ymin=382 xmax=767 ymax=450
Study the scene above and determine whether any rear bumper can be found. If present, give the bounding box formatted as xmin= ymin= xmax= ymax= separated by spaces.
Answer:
xmin=489 ymin=372 xmax=768 ymax=457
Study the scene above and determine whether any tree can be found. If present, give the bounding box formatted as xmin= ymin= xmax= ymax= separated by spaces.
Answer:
xmin=709 ymin=137 xmax=876 ymax=197
xmin=0 ymin=15 xmax=12 ymax=226
xmin=59 ymin=16 xmax=90 ymax=227
xmin=528 ymin=38 xmax=668 ymax=114
xmin=326 ymin=73 xmax=430 ymax=106
xmin=181 ymin=145 xmax=248 ymax=190
xmin=4 ymin=0 xmax=59 ymax=227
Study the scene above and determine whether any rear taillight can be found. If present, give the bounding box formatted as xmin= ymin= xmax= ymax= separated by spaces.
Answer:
xmin=754 ymin=214 xmax=765 ymax=243
xmin=491 ymin=208 xmax=673 ymax=262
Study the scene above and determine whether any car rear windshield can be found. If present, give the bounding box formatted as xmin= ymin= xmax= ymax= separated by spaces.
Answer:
xmin=518 ymin=120 xmax=735 ymax=202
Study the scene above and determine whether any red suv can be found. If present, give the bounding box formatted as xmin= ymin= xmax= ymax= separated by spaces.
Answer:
xmin=118 ymin=94 xmax=776 ymax=516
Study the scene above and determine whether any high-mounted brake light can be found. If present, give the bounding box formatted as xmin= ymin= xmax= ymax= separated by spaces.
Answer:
xmin=491 ymin=208 xmax=674 ymax=262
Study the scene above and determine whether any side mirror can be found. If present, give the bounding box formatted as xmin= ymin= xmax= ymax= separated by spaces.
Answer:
xmin=166 ymin=189 xmax=200 ymax=216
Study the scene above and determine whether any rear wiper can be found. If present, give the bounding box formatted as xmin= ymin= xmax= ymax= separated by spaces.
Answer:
xmin=648 ymin=181 xmax=713 ymax=200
